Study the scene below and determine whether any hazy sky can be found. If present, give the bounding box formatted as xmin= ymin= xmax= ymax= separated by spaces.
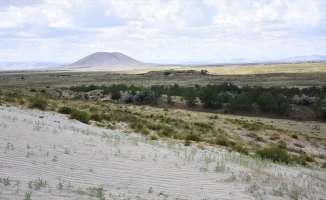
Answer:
xmin=1 ymin=0 xmax=326 ymax=63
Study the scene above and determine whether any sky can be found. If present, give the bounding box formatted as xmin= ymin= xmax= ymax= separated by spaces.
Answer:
xmin=0 ymin=0 xmax=326 ymax=64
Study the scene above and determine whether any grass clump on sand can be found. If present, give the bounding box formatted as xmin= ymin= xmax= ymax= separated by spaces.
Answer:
xmin=256 ymin=145 xmax=290 ymax=164
xmin=58 ymin=106 xmax=73 ymax=114
xmin=70 ymin=110 xmax=89 ymax=124
xmin=28 ymin=97 xmax=47 ymax=110
xmin=185 ymin=133 xmax=202 ymax=142
xmin=88 ymin=187 xmax=105 ymax=200
xmin=58 ymin=106 xmax=89 ymax=124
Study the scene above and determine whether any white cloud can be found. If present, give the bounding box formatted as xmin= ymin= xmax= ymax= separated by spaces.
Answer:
xmin=0 ymin=0 xmax=325 ymax=63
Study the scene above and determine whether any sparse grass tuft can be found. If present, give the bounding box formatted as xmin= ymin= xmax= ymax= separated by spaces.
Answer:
xmin=88 ymin=187 xmax=105 ymax=200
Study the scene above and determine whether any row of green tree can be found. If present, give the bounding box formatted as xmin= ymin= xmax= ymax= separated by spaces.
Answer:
xmin=67 ymin=83 xmax=326 ymax=119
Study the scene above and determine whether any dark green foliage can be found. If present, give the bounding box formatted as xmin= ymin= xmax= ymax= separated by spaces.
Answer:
xmin=70 ymin=110 xmax=89 ymax=124
xmin=321 ymin=107 xmax=326 ymax=121
xmin=199 ymin=86 xmax=223 ymax=109
xmin=102 ymin=84 xmax=139 ymax=95
xmin=111 ymin=91 xmax=121 ymax=100
xmin=256 ymin=146 xmax=290 ymax=164
xmin=133 ymin=88 xmax=155 ymax=105
xmin=231 ymin=92 xmax=253 ymax=111
xmin=28 ymin=97 xmax=47 ymax=110
xmin=69 ymin=84 xmax=99 ymax=92
xmin=30 ymin=89 xmax=36 ymax=92
xmin=58 ymin=106 xmax=73 ymax=114
xmin=270 ymin=94 xmax=292 ymax=115
xmin=183 ymin=90 xmax=198 ymax=107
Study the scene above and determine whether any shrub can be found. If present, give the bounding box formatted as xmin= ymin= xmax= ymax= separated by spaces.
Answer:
xmin=292 ymin=94 xmax=318 ymax=105
xmin=58 ymin=106 xmax=73 ymax=114
xmin=28 ymin=97 xmax=47 ymax=110
xmin=111 ymin=91 xmax=121 ymax=100
xmin=30 ymin=89 xmax=36 ymax=92
xmin=256 ymin=146 xmax=290 ymax=164
xmin=70 ymin=110 xmax=89 ymax=124
xmin=133 ymin=88 xmax=155 ymax=105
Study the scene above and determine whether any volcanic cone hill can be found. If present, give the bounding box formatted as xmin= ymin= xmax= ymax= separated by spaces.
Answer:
xmin=61 ymin=52 xmax=145 ymax=70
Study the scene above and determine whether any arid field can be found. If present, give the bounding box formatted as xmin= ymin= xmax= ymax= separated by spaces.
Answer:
xmin=1 ymin=63 xmax=326 ymax=199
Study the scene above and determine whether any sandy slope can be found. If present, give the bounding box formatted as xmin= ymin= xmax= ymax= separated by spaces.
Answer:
xmin=0 ymin=106 xmax=325 ymax=199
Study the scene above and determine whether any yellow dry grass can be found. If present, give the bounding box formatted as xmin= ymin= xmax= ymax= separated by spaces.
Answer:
xmin=176 ymin=63 xmax=326 ymax=75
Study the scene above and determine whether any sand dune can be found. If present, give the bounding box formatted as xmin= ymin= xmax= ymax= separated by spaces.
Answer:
xmin=0 ymin=106 xmax=325 ymax=199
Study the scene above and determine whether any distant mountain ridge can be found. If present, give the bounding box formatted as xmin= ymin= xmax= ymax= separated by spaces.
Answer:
xmin=0 ymin=62 xmax=62 ymax=71
xmin=277 ymin=55 xmax=326 ymax=62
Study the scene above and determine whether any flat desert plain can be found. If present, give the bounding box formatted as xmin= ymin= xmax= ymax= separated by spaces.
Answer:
xmin=1 ymin=105 xmax=326 ymax=199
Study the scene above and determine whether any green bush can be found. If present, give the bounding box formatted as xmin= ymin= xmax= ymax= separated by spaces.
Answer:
xmin=28 ymin=97 xmax=47 ymax=110
xmin=70 ymin=110 xmax=89 ymax=124
xmin=30 ymin=89 xmax=36 ymax=92
xmin=133 ymin=88 xmax=155 ymax=105
xmin=58 ymin=106 xmax=73 ymax=114
xmin=256 ymin=146 xmax=290 ymax=164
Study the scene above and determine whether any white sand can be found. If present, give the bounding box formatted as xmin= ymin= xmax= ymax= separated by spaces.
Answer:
xmin=0 ymin=106 xmax=325 ymax=199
